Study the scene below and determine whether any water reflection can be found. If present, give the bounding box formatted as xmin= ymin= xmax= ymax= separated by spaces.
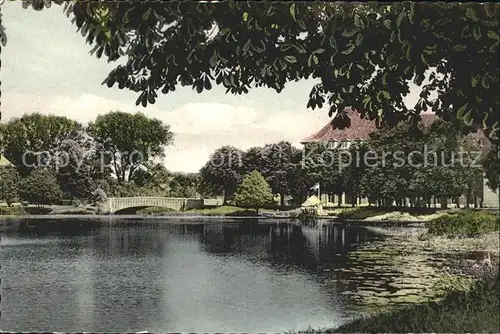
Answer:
xmin=1 ymin=219 xmax=381 ymax=332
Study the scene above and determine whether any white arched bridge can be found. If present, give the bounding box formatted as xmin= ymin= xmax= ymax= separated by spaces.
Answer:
xmin=97 ymin=197 xmax=222 ymax=214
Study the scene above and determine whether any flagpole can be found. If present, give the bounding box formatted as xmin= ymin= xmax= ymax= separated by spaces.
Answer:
xmin=318 ymin=182 xmax=321 ymax=201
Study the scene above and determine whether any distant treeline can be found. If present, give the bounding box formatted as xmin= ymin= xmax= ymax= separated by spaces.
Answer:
xmin=0 ymin=113 xmax=487 ymax=209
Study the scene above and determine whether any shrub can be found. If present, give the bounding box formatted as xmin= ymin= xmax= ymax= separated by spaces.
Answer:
xmin=233 ymin=171 xmax=273 ymax=214
xmin=426 ymin=210 xmax=499 ymax=237
xmin=0 ymin=166 xmax=21 ymax=206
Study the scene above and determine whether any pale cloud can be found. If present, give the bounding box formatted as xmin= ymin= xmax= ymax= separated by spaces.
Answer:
xmin=2 ymin=93 xmax=129 ymax=124
xmin=160 ymin=103 xmax=259 ymax=134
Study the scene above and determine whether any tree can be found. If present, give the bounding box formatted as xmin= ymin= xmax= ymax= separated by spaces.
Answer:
xmin=359 ymin=117 xmax=478 ymax=208
xmin=53 ymin=139 xmax=95 ymax=202
xmin=482 ymin=148 xmax=500 ymax=193
xmin=107 ymin=181 xmax=141 ymax=197
xmin=13 ymin=2 xmax=498 ymax=141
xmin=130 ymin=166 xmax=151 ymax=187
xmin=233 ymin=170 xmax=273 ymax=214
xmin=363 ymin=122 xmax=425 ymax=207
xmin=18 ymin=168 xmax=62 ymax=206
xmin=242 ymin=141 xmax=300 ymax=208
xmin=421 ymin=119 xmax=479 ymax=208
xmin=285 ymin=147 xmax=319 ymax=206
xmin=199 ymin=145 xmax=244 ymax=204
xmin=408 ymin=166 xmax=436 ymax=207
xmin=287 ymin=162 xmax=314 ymax=206
xmin=302 ymin=141 xmax=350 ymax=206
xmin=360 ymin=165 xmax=392 ymax=207
xmin=1 ymin=113 xmax=83 ymax=175
xmin=262 ymin=141 xmax=296 ymax=208
xmin=198 ymin=178 xmax=221 ymax=199
xmin=86 ymin=111 xmax=174 ymax=183
xmin=132 ymin=162 xmax=169 ymax=189
xmin=318 ymin=151 xmax=344 ymax=207
xmin=241 ymin=146 xmax=267 ymax=175
xmin=0 ymin=166 xmax=21 ymax=206
xmin=93 ymin=179 xmax=111 ymax=201
xmin=168 ymin=172 xmax=200 ymax=198
xmin=132 ymin=165 xmax=202 ymax=197
xmin=342 ymin=142 xmax=369 ymax=207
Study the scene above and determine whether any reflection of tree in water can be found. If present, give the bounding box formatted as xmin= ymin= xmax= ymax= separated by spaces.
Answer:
xmin=19 ymin=220 xmax=378 ymax=282
xmin=197 ymin=221 xmax=387 ymax=304
xmin=12 ymin=218 xmax=402 ymax=319
xmin=18 ymin=218 xmax=101 ymax=237
xmin=91 ymin=221 xmax=207 ymax=258
xmin=199 ymin=221 xmax=378 ymax=273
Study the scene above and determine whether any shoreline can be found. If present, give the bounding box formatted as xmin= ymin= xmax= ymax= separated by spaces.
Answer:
xmin=0 ymin=213 xmax=429 ymax=226
xmin=0 ymin=215 xmax=298 ymax=232
xmin=0 ymin=214 xmax=296 ymax=220
xmin=2 ymin=206 xmax=495 ymax=221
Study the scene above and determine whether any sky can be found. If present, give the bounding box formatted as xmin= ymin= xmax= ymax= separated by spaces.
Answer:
xmin=0 ymin=3 xmax=422 ymax=173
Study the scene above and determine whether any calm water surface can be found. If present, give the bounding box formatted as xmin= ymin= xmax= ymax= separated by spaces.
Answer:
xmin=0 ymin=218 xmax=384 ymax=332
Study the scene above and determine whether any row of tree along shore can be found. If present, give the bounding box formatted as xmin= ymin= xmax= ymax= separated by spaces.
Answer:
xmin=0 ymin=111 xmax=490 ymax=212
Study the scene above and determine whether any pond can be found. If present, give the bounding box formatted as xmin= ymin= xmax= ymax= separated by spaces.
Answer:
xmin=0 ymin=217 xmax=441 ymax=332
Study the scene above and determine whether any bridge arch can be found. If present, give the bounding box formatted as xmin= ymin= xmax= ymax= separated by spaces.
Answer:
xmin=98 ymin=197 xmax=205 ymax=214
xmin=113 ymin=205 xmax=177 ymax=214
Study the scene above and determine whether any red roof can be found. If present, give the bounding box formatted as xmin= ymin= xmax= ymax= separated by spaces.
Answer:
xmin=301 ymin=108 xmax=437 ymax=143
xmin=301 ymin=108 xmax=492 ymax=152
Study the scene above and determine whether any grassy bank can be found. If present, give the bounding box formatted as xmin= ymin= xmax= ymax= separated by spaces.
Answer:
xmin=335 ymin=207 xmax=388 ymax=220
xmin=186 ymin=205 xmax=255 ymax=216
xmin=0 ymin=206 xmax=94 ymax=216
xmin=186 ymin=206 xmax=297 ymax=216
xmin=425 ymin=210 xmax=499 ymax=237
xmin=335 ymin=207 xmax=441 ymax=221
xmin=0 ymin=204 xmax=297 ymax=217
xmin=135 ymin=205 xmax=259 ymax=216
xmin=332 ymin=272 xmax=499 ymax=333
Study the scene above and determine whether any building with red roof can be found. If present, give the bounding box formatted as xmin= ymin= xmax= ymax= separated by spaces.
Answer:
xmin=300 ymin=108 xmax=498 ymax=209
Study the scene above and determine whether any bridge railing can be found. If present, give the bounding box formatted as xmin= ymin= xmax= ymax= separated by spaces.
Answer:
xmin=101 ymin=196 xmax=224 ymax=213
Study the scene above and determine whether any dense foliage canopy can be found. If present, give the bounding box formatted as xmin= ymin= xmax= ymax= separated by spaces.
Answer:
xmin=0 ymin=113 xmax=487 ymax=208
xmin=1 ymin=113 xmax=83 ymax=175
xmin=87 ymin=111 xmax=174 ymax=182
xmin=199 ymin=145 xmax=244 ymax=203
xmin=18 ymin=168 xmax=62 ymax=206
xmin=9 ymin=1 xmax=500 ymax=142
xmin=242 ymin=141 xmax=301 ymax=207
xmin=357 ymin=120 xmax=484 ymax=208
xmin=0 ymin=111 xmax=174 ymax=204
